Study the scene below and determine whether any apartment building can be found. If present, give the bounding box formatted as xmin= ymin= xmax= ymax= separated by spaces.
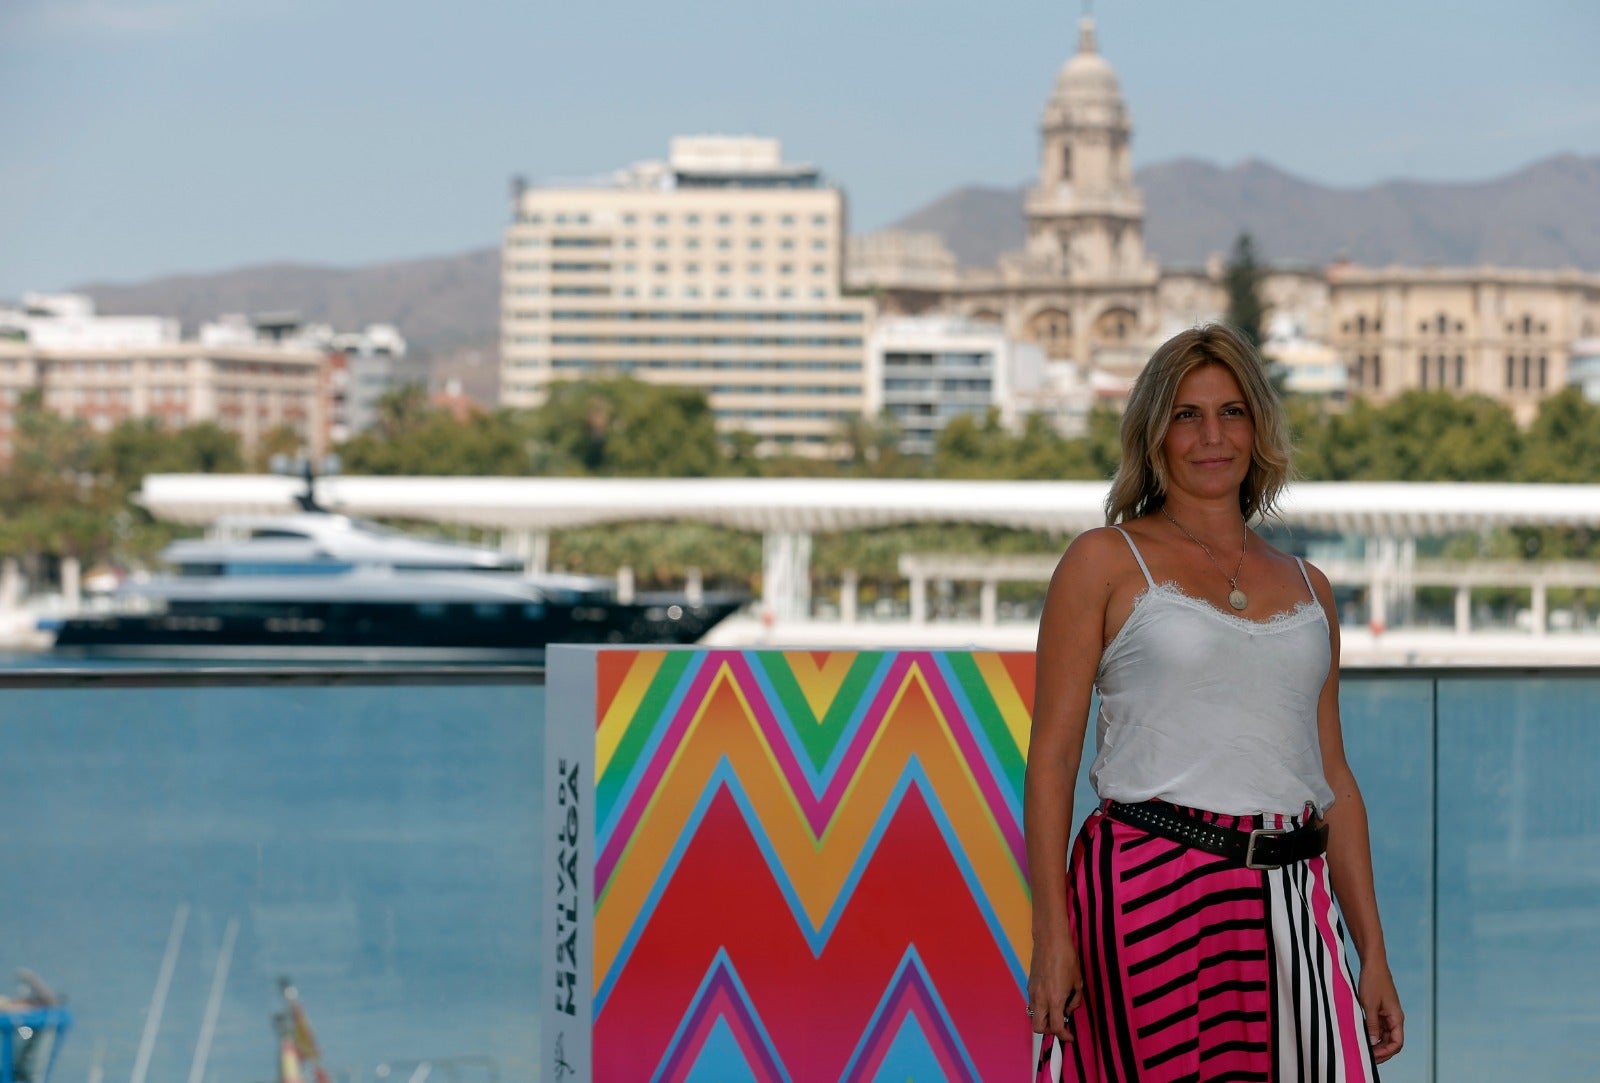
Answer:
xmin=0 ymin=294 xmax=348 ymax=459
xmin=501 ymin=136 xmax=873 ymax=456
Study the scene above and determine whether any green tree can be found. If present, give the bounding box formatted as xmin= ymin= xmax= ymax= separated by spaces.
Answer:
xmin=0 ymin=390 xmax=114 ymax=567
xmin=532 ymin=378 xmax=721 ymax=476
xmin=1520 ymin=388 xmax=1600 ymax=482
xmin=1319 ymin=391 xmax=1519 ymax=481
xmin=1224 ymin=233 xmax=1269 ymax=350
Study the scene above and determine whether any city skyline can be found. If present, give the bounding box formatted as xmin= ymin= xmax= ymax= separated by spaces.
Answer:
xmin=2 ymin=0 xmax=1597 ymax=300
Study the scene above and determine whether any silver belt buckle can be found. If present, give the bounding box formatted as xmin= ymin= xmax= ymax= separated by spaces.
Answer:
xmin=1245 ymin=826 xmax=1287 ymax=870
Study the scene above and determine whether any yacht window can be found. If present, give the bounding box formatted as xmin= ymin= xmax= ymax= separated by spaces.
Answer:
xmin=249 ymin=529 xmax=312 ymax=540
xmin=415 ymin=603 xmax=447 ymax=618
xmin=473 ymin=603 xmax=507 ymax=620
xmin=522 ymin=603 xmax=546 ymax=620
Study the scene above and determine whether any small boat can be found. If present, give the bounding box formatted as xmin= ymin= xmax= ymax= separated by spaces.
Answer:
xmin=52 ymin=484 xmax=742 ymax=663
xmin=0 ymin=970 xmax=70 ymax=1083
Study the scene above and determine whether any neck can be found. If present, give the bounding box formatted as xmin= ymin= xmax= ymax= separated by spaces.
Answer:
xmin=1161 ymin=495 xmax=1246 ymax=537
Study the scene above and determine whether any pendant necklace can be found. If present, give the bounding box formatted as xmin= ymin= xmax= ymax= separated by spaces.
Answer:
xmin=1161 ymin=506 xmax=1249 ymax=610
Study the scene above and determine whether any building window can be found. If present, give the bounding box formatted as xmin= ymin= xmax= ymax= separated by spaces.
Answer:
xmin=1454 ymin=354 xmax=1465 ymax=388
xmin=1538 ymin=355 xmax=1548 ymax=389
xmin=685 ymin=214 xmax=700 ymax=225
xmin=1435 ymin=355 xmax=1447 ymax=388
xmin=1372 ymin=353 xmax=1382 ymax=388
xmin=749 ymin=214 xmax=764 ymax=226
xmin=1521 ymin=355 xmax=1532 ymax=390
xmin=1353 ymin=355 xmax=1366 ymax=386
xmin=1505 ymin=355 xmax=1516 ymax=387
xmin=749 ymin=239 xmax=764 ymax=250
xmin=1418 ymin=355 xmax=1429 ymax=389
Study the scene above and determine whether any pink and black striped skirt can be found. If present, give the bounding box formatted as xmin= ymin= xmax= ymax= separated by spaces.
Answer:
xmin=1036 ymin=804 xmax=1381 ymax=1083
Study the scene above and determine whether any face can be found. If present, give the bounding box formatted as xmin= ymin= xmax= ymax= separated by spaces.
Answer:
xmin=1159 ymin=363 xmax=1255 ymax=503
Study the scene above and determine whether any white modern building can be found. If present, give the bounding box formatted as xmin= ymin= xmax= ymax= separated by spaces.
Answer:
xmin=501 ymin=136 xmax=874 ymax=456
xmin=866 ymin=316 xmax=1058 ymax=452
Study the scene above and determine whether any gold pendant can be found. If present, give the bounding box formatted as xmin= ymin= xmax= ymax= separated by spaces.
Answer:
xmin=1229 ymin=589 xmax=1248 ymax=611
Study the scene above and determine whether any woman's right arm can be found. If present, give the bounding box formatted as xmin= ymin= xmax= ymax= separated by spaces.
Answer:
xmin=1025 ymin=530 xmax=1116 ymax=1043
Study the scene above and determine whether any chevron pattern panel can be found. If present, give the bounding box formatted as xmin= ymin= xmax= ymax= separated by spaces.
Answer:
xmin=545 ymin=647 xmax=1037 ymax=1082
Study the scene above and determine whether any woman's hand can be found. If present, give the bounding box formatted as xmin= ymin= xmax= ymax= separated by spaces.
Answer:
xmin=1357 ymin=959 xmax=1404 ymax=1063
xmin=1028 ymin=931 xmax=1084 ymax=1044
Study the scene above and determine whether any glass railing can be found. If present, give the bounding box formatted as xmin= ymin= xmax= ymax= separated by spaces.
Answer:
xmin=3 ymin=664 xmax=1597 ymax=1082
xmin=2 ymin=667 xmax=545 ymax=1083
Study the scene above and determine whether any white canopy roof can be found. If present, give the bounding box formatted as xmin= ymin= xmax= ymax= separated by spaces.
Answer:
xmin=137 ymin=475 xmax=1600 ymax=537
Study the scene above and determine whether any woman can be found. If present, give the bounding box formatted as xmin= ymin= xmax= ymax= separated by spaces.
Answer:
xmin=1025 ymin=323 xmax=1403 ymax=1081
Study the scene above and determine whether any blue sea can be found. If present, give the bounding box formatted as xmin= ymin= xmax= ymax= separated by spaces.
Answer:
xmin=2 ymin=658 xmax=544 ymax=1083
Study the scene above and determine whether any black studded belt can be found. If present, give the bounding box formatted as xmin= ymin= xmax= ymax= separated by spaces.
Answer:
xmin=1104 ymin=800 xmax=1328 ymax=870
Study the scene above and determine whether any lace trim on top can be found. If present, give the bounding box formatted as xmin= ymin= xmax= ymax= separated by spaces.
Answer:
xmin=1101 ymin=580 xmax=1326 ymax=670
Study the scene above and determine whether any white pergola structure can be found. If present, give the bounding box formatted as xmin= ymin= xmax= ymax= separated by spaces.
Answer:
xmin=138 ymin=476 xmax=1600 ymax=625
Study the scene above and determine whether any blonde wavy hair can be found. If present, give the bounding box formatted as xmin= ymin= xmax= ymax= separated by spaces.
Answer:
xmin=1104 ymin=322 xmax=1292 ymax=525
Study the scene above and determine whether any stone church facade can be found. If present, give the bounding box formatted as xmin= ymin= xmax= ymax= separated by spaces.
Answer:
xmin=851 ymin=17 xmax=1600 ymax=423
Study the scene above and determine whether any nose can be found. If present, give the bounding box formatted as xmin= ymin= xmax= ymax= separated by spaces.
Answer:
xmin=1200 ymin=412 xmax=1223 ymax=444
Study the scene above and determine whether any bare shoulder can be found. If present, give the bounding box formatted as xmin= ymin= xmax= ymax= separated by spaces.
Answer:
xmin=1051 ymin=526 xmax=1130 ymax=586
xmin=1298 ymin=557 xmax=1338 ymax=606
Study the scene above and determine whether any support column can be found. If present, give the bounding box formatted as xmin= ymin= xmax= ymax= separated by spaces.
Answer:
xmin=61 ymin=555 xmax=81 ymax=612
xmin=980 ymin=579 xmax=998 ymax=627
xmin=840 ymin=569 xmax=859 ymax=624
xmin=506 ymin=529 xmax=551 ymax=576
xmin=685 ymin=567 xmax=704 ymax=607
xmin=617 ymin=565 xmax=635 ymax=604
xmin=1366 ymin=535 xmax=1394 ymax=633
xmin=0 ymin=558 xmax=19 ymax=610
xmin=1531 ymin=581 xmax=1548 ymax=636
xmin=909 ymin=574 xmax=927 ymax=626
xmin=1455 ymin=584 xmax=1472 ymax=635
xmin=761 ymin=531 xmax=813 ymax=623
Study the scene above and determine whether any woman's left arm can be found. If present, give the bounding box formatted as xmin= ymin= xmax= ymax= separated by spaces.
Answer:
xmin=1308 ymin=563 xmax=1405 ymax=1064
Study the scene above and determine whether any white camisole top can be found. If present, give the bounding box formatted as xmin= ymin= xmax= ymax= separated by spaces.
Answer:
xmin=1089 ymin=527 xmax=1338 ymax=816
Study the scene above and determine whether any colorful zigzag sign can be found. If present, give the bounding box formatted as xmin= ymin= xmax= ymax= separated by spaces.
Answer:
xmin=545 ymin=647 xmax=1037 ymax=1081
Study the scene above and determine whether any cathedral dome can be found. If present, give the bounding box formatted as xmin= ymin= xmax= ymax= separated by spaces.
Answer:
xmin=1050 ymin=17 xmax=1124 ymax=111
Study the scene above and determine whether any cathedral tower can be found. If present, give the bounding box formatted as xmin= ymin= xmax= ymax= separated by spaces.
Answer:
xmin=1025 ymin=16 xmax=1149 ymax=281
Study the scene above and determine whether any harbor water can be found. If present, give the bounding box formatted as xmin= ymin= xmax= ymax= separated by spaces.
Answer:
xmin=3 ymin=660 xmax=1598 ymax=1081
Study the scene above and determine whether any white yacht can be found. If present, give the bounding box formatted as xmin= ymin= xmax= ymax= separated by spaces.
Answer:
xmin=52 ymin=504 xmax=741 ymax=663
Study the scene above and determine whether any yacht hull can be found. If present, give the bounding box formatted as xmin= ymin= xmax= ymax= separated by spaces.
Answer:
xmin=51 ymin=595 xmax=744 ymax=663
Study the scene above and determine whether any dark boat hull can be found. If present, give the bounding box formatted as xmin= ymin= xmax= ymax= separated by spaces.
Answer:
xmin=51 ymin=594 xmax=744 ymax=663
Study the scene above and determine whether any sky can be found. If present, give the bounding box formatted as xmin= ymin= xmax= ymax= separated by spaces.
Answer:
xmin=1 ymin=0 xmax=1597 ymax=300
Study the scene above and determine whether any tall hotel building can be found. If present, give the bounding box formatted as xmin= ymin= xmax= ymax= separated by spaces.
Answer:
xmin=501 ymin=137 xmax=872 ymax=455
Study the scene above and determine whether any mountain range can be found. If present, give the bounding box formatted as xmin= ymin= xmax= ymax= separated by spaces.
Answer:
xmin=73 ymin=154 xmax=1600 ymax=383
xmin=892 ymin=153 xmax=1600 ymax=270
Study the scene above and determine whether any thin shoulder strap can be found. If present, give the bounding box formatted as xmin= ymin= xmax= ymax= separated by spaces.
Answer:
xmin=1112 ymin=526 xmax=1155 ymax=587
xmin=1294 ymin=556 xmax=1316 ymax=599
